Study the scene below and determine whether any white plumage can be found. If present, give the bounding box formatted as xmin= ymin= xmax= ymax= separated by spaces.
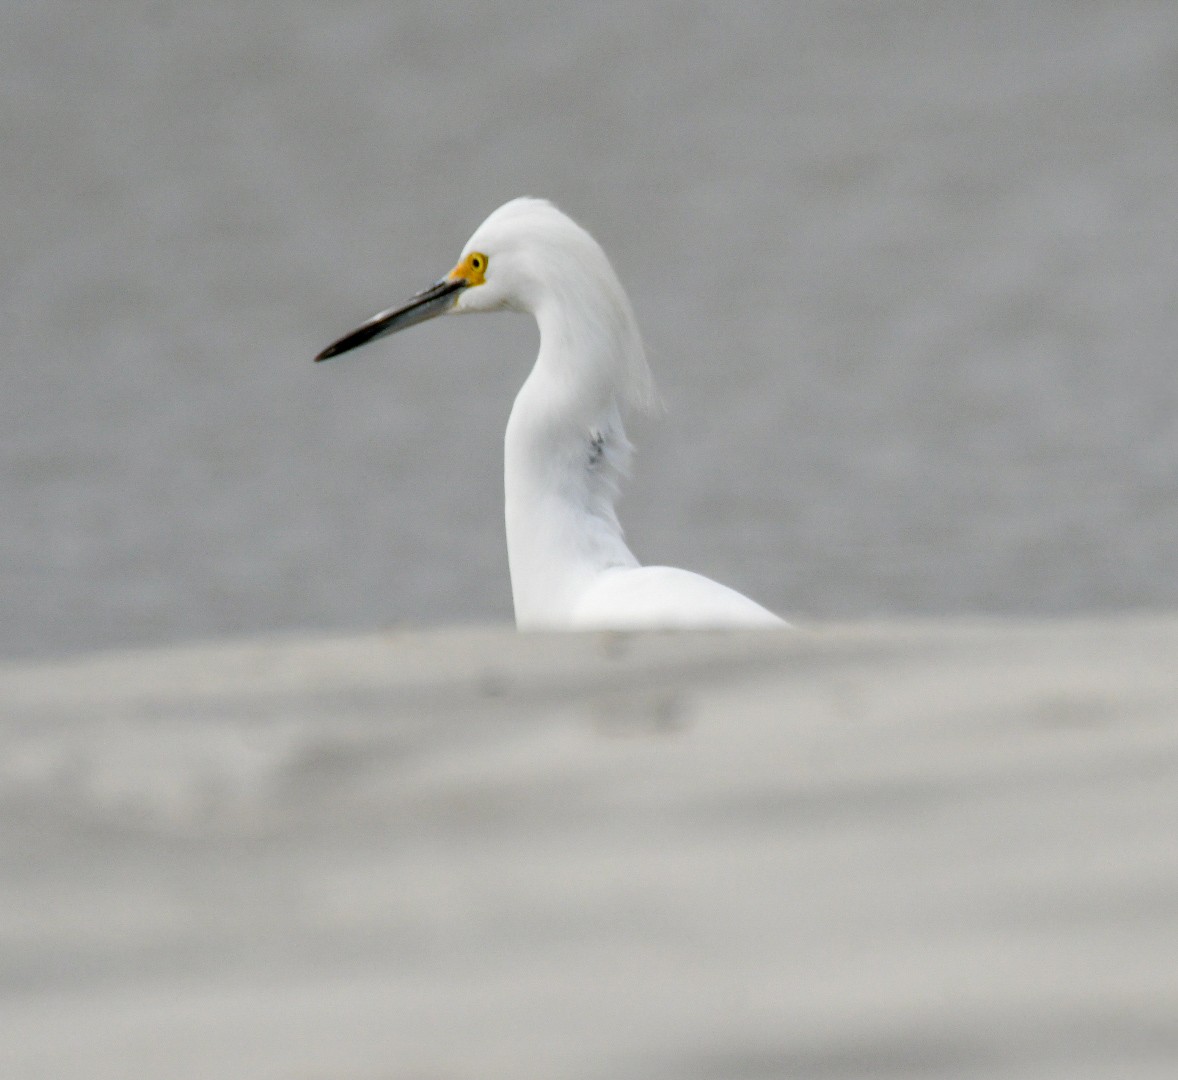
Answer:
xmin=317 ymin=198 xmax=785 ymax=630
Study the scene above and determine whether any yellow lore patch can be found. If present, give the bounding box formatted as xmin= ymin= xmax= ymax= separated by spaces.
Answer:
xmin=449 ymin=251 xmax=488 ymax=287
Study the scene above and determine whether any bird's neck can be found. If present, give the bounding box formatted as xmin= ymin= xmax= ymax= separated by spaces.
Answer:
xmin=504 ymin=296 xmax=645 ymax=627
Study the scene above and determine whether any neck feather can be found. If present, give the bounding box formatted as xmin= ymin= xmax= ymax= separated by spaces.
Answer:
xmin=503 ymin=274 xmax=651 ymax=626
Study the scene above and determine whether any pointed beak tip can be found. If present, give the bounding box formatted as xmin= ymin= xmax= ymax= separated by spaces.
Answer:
xmin=314 ymin=341 xmax=343 ymax=362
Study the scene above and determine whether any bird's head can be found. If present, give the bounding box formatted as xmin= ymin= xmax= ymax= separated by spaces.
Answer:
xmin=315 ymin=197 xmax=597 ymax=362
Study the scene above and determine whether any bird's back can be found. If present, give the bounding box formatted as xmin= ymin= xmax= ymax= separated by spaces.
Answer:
xmin=567 ymin=565 xmax=786 ymax=630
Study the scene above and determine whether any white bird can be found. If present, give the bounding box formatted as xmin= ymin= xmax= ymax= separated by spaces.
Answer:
xmin=316 ymin=198 xmax=786 ymax=630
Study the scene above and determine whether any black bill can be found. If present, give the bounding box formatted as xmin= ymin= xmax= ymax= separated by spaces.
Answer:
xmin=315 ymin=277 xmax=467 ymax=362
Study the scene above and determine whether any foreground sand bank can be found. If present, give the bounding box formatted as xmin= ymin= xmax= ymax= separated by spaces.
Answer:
xmin=2 ymin=618 xmax=1176 ymax=1079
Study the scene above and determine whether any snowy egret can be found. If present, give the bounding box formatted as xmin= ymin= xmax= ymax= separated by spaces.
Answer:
xmin=316 ymin=198 xmax=786 ymax=630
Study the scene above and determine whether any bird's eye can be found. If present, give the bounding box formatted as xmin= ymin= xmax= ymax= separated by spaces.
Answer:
xmin=463 ymin=251 xmax=489 ymax=286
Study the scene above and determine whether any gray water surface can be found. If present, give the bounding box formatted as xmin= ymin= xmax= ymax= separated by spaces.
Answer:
xmin=5 ymin=2 xmax=1177 ymax=657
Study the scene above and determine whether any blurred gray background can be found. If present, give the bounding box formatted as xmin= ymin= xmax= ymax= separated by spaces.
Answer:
xmin=5 ymin=1 xmax=1177 ymax=658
